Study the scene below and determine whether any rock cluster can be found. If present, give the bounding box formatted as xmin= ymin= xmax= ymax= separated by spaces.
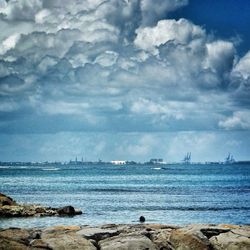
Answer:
xmin=0 ymin=223 xmax=249 ymax=250
xmin=0 ymin=193 xmax=82 ymax=217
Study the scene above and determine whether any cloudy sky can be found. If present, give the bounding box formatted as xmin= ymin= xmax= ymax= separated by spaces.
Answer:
xmin=0 ymin=0 xmax=250 ymax=162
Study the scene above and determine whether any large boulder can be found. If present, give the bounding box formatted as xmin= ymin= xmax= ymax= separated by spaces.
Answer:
xmin=0 ymin=193 xmax=16 ymax=206
xmin=42 ymin=233 xmax=96 ymax=250
xmin=0 ymin=238 xmax=29 ymax=250
xmin=0 ymin=228 xmax=31 ymax=245
xmin=169 ymin=228 xmax=211 ymax=250
xmin=149 ymin=228 xmax=174 ymax=250
xmin=99 ymin=234 xmax=157 ymax=250
xmin=209 ymin=231 xmax=250 ymax=250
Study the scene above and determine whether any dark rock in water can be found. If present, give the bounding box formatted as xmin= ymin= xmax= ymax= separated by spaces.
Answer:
xmin=0 ymin=193 xmax=17 ymax=206
xmin=139 ymin=216 xmax=145 ymax=223
xmin=0 ymin=193 xmax=82 ymax=218
xmin=57 ymin=206 xmax=82 ymax=216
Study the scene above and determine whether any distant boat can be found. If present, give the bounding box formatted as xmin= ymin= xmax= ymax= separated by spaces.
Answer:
xmin=183 ymin=152 xmax=191 ymax=164
xmin=225 ymin=153 xmax=235 ymax=164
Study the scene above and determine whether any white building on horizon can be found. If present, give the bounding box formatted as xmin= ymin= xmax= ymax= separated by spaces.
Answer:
xmin=110 ymin=160 xmax=126 ymax=165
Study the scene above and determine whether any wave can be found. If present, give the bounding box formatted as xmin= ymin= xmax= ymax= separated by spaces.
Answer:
xmin=151 ymin=167 xmax=162 ymax=170
xmin=130 ymin=206 xmax=250 ymax=212
xmin=108 ymin=205 xmax=250 ymax=212
xmin=42 ymin=168 xmax=60 ymax=171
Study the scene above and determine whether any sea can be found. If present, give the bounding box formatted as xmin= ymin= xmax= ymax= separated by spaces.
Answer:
xmin=0 ymin=163 xmax=249 ymax=228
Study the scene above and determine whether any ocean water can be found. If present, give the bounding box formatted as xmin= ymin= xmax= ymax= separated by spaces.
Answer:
xmin=0 ymin=163 xmax=249 ymax=228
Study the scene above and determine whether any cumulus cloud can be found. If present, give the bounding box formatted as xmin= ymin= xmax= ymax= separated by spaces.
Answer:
xmin=134 ymin=18 xmax=205 ymax=54
xmin=0 ymin=33 xmax=20 ymax=55
xmin=233 ymin=51 xmax=250 ymax=80
xmin=0 ymin=0 xmax=43 ymax=21
xmin=0 ymin=0 xmax=248 ymax=140
xmin=204 ymin=40 xmax=235 ymax=76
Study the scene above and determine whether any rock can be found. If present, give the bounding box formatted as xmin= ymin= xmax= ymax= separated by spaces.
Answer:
xmin=42 ymin=234 xmax=96 ymax=250
xmin=0 ymin=223 xmax=249 ymax=250
xmin=29 ymin=239 xmax=50 ymax=249
xmin=0 ymin=228 xmax=31 ymax=245
xmin=0 ymin=238 xmax=29 ymax=250
xmin=99 ymin=234 xmax=157 ymax=250
xmin=145 ymin=224 xmax=180 ymax=230
xmin=41 ymin=225 xmax=81 ymax=239
xmin=76 ymin=227 xmax=119 ymax=241
xmin=57 ymin=206 xmax=82 ymax=216
xmin=0 ymin=193 xmax=82 ymax=218
xmin=44 ymin=225 xmax=81 ymax=233
xmin=150 ymin=228 xmax=174 ymax=250
xmin=218 ymin=224 xmax=241 ymax=229
xmin=169 ymin=228 xmax=211 ymax=250
xmin=200 ymin=228 xmax=230 ymax=239
xmin=0 ymin=205 xmax=24 ymax=217
xmin=209 ymin=231 xmax=250 ymax=250
xmin=139 ymin=216 xmax=145 ymax=222
xmin=0 ymin=193 xmax=17 ymax=206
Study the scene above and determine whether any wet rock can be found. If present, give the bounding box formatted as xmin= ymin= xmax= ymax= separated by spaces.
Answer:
xmin=99 ymin=234 xmax=157 ymax=250
xmin=0 ymin=193 xmax=17 ymax=206
xmin=57 ymin=206 xmax=82 ymax=216
xmin=0 ymin=193 xmax=82 ymax=218
xmin=76 ymin=227 xmax=119 ymax=241
xmin=139 ymin=216 xmax=145 ymax=222
xmin=209 ymin=231 xmax=250 ymax=250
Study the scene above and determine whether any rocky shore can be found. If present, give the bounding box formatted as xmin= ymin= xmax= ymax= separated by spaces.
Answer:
xmin=0 ymin=193 xmax=82 ymax=217
xmin=0 ymin=223 xmax=249 ymax=250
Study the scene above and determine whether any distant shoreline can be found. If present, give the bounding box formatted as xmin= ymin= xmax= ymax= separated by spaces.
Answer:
xmin=1 ymin=161 xmax=250 ymax=167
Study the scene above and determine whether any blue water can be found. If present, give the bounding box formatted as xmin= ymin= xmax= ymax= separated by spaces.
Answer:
xmin=0 ymin=163 xmax=249 ymax=228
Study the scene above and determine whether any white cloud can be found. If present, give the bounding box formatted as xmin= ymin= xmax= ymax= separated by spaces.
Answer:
xmin=219 ymin=111 xmax=250 ymax=130
xmin=35 ymin=8 xmax=51 ymax=24
xmin=134 ymin=18 xmax=204 ymax=54
xmin=233 ymin=51 xmax=250 ymax=79
xmin=94 ymin=51 xmax=119 ymax=67
xmin=0 ymin=0 xmax=43 ymax=21
xmin=0 ymin=33 xmax=20 ymax=55
xmin=204 ymin=40 xmax=235 ymax=74
xmin=130 ymin=97 xmax=185 ymax=120
xmin=41 ymin=101 xmax=90 ymax=115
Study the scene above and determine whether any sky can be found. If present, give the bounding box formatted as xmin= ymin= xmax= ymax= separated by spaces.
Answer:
xmin=0 ymin=0 xmax=250 ymax=162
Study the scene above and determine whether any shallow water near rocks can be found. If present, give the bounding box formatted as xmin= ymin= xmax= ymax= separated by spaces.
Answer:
xmin=0 ymin=163 xmax=249 ymax=228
